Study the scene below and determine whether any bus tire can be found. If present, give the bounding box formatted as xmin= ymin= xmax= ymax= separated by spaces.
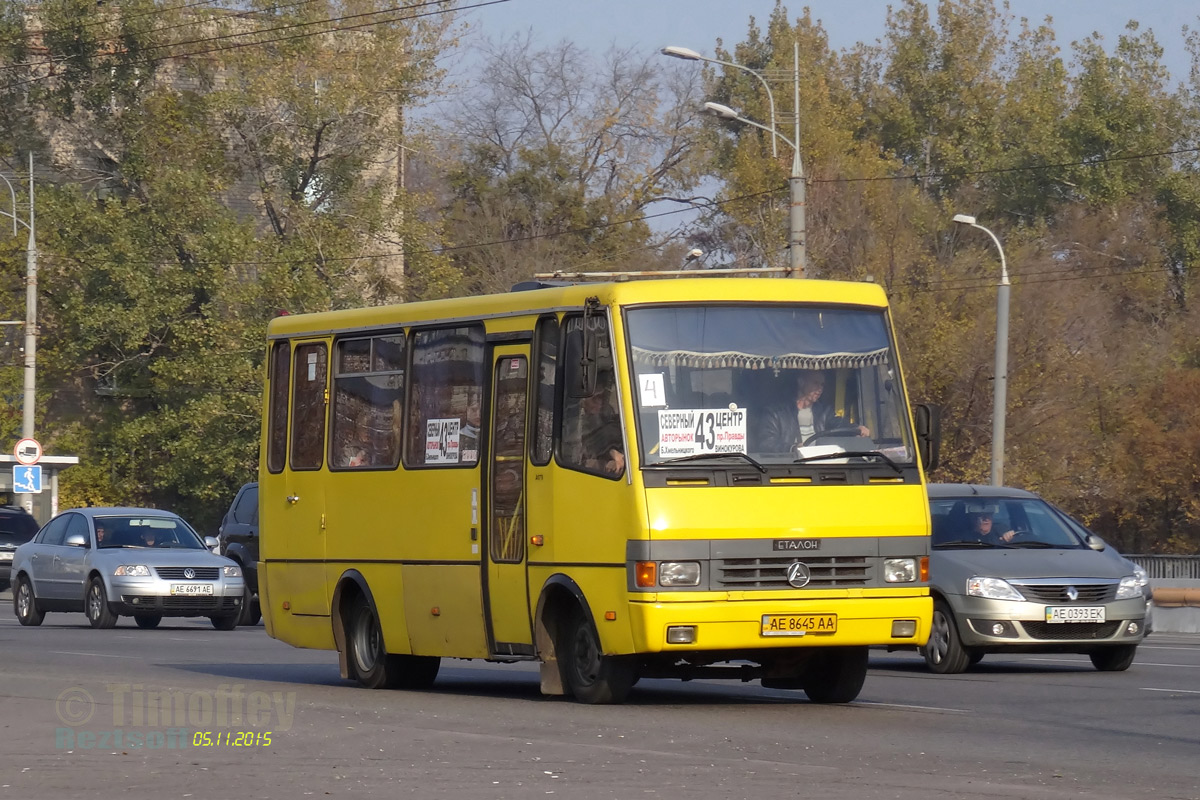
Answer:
xmin=346 ymin=595 xmax=442 ymax=690
xmin=560 ymin=608 xmax=635 ymax=704
xmin=801 ymin=646 xmax=868 ymax=703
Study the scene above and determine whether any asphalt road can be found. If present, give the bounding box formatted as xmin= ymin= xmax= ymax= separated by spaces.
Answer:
xmin=0 ymin=596 xmax=1197 ymax=800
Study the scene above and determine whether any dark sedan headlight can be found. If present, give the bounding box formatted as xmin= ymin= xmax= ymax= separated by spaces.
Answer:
xmin=114 ymin=565 xmax=151 ymax=577
xmin=222 ymin=565 xmax=242 ymax=578
xmin=966 ymin=576 xmax=1026 ymax=601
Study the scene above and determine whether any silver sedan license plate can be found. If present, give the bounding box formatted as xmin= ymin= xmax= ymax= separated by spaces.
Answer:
xmin=170 ymin=583 xmax=214 ymax=596
xmin=1045 ymin=605 xmax=1105 ymax=623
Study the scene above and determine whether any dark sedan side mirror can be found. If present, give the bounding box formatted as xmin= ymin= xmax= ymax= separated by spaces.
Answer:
xmin=65 ymin=533 xmax=88 ymax=548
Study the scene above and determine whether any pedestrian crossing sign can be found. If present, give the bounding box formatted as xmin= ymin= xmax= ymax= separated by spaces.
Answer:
xmin=13 ymin=464 xmax=41 ymax=494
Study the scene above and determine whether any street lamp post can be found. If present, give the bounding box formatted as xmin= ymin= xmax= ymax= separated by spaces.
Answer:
xmin=662 ymin=42 xmax=805 ymax=277
xmin=953 ymin=213 xmax=1009 ymax=487
xmin=0 ymin=154 xmax=37 ymax=513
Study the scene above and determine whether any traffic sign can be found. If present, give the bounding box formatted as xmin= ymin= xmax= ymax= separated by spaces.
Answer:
xmin=13 ymin=464 xmax=41 ymax=493
xmin=14 ymin=437 xmax=41 ymax=465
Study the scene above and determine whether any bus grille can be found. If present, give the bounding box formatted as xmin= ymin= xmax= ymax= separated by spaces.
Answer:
xmin=1011 ymin=583 xmax=1116 ymax=603
xmin=716 ymin=556 xmax=869 ymax=589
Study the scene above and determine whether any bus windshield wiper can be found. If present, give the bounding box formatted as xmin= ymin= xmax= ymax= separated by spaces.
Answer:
xmin=654 ymin=452 xmax=767 ymax=473
xmin=793 ymin=450 xmax=902 ymax=475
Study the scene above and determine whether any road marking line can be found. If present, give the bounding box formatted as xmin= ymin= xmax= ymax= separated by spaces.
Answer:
xmin=859 ymin=701 xmax=969 ymax=714
xmin=50 ymin=651 xmax=141 ymax=659
xmin=1024 ymin=657 xmax=1200 ymax=668
xmin=1141 ymin=687 xmax=1200 ymax=694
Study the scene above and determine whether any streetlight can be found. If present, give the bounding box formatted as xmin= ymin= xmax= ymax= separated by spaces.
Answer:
xmin=0 ymin=154 xmax=37 ymax=513
xmin=953 ymin=213 xmax=1009 ymax=487
xmin=662 ymin=42 xmax=805 ymax=277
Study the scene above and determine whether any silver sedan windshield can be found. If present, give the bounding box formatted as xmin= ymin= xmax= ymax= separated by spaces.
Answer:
xmin=95 ymin=516 xmax=205 ymax=549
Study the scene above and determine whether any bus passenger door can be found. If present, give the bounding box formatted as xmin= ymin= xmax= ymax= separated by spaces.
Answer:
xmin=283 ymin=340 xmax=330 ymax=618
xmin=484 ymin=346 xmax=534 ymax=655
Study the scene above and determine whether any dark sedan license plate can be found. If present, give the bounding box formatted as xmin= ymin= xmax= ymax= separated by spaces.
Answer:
xmin=170 ymin=583 xmax=215 ymax=596
xmin=761 ymin=614 xmax=837 ymax=636
xmin=1045 ymin=606 xmax=1105 ymax=623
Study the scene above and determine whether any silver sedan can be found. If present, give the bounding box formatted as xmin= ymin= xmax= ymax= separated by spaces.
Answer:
xmin=9 ymin=507 xmax=245 ymax=630
xmin=922 ymin=485 xmax=1149 ymax=673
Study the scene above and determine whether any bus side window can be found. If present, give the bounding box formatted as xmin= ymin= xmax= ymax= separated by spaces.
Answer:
xmin=405 ymin=325 xmax=485 ymax=467
xmin=267 ymin=341 xmax=290 ymax=473
xmin=559 ymin=315 xmax=623 ymax=478
xmin=290 ymin=342 xmax=328 ymax=471
xmin=531 ymin=316 xmax=558 ymax=466
xmin=330 ymin=334 xmax=406 ymax=469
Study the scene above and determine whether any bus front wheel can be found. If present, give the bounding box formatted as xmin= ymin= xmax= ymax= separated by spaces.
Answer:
xmin=559 ymin=609 xmax=636 ymax=704
xmin=347 ymin=596 xmax=440 ymax=690
xmin=801 ymin=646 xmax=869 ymax=703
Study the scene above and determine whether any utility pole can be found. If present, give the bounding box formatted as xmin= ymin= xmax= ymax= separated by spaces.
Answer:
xmin=0 ymin=155 xmax=37 ymax=514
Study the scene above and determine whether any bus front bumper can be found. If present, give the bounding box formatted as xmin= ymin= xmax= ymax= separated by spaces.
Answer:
xmin=627 ymin=594 xmax=932 ymax=653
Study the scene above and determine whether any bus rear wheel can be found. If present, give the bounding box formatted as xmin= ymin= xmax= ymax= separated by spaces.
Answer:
xmin=801 ymin=646 xmax=868 ymax=704
xmin=347 ymin=596 xmax=440 ymax=690
xmin=559 ymin=609 xmax=636 ymax=704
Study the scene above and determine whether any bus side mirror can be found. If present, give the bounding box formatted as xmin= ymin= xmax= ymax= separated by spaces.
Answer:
xmin=914 ymin=403 xmax=941 ymax=472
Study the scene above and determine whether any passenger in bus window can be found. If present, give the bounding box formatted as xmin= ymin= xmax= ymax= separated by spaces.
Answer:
xmin=460 ymin=393 xmax=481 ymax=462
xmin=346 ymin=411 xmax=376 ymax=467
xmin=580 ymin=374 xmax=625 ymax=475
xmin=758 ymin=370 xmax=869 ymax=452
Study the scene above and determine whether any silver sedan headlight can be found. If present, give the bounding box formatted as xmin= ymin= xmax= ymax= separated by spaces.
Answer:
xmin=222 ymin=565 xmax=242 ymax=578
xmin=1116 ymin=575 xmax=1143 ymax=600
xmin=114 ymin=565 xmax=150 ymax=577
xmin=966 ymin=576 xmax=1026 ymax=601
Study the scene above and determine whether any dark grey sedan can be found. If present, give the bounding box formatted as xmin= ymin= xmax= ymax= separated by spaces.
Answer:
xmin=923 ymin=485 xmax=1149 ymax=673
xmin=9 ymin=507 xmax=245 ymax=630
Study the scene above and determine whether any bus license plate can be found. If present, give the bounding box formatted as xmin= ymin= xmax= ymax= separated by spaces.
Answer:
xmin=1045 ymin=606 xmax=1105 ymax=623
xmin=761 ymin=614 xmax=837 ymax=636
xmin=171 ymin=583 xmax=214 ymax=596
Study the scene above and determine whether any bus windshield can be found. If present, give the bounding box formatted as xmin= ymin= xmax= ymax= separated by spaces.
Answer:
xmin=625 ymin=304 xmax=915 ymax=467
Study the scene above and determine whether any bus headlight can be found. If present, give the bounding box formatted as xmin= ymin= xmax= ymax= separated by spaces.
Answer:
xmin=659 ymin=562 xmax=701 ymax=587
xmin=883 ymin=558 xmax=917 ymax=583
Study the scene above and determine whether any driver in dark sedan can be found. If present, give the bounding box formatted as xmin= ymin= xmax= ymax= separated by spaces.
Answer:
xmin=757 ymin=370 xmax=869 ymax=451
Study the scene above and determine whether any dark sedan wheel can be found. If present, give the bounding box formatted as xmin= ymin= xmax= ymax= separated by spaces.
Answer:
xmin=14 ymin=576 xmax=44 ymax=626
xmin=922 ymin=601 xmax=970 ymax=674
xmin=1090 ymin=644 xmax=1137 ymax=672
xmin=238 ymin=586 xmax=261 ymax=626
xmin=134 ymin=614 xmax=162 ymax=629
xmin=86 ymin=578 xmax=119 ymax=629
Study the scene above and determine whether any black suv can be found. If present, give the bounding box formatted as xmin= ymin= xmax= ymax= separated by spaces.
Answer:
xmin=218 ymin=482 xmax=260 ymax=625
xmin=0 ymin=506 xmax=40 ymax=592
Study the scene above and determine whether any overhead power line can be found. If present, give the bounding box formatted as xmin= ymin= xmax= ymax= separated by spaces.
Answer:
xmin=0 ymin=0 xmax=494 ymax=92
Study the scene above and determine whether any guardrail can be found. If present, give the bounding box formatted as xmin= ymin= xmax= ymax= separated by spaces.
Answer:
xmin=1126 ymin=555 xmax=1200 ymax=580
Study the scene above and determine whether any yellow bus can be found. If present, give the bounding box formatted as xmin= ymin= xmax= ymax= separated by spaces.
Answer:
xmin=259 ymin=276 xmax=940 ymax=704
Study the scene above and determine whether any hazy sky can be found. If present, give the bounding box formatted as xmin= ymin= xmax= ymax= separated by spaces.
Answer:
xmin=454 ymin=0 xmax=1198 ymax=82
